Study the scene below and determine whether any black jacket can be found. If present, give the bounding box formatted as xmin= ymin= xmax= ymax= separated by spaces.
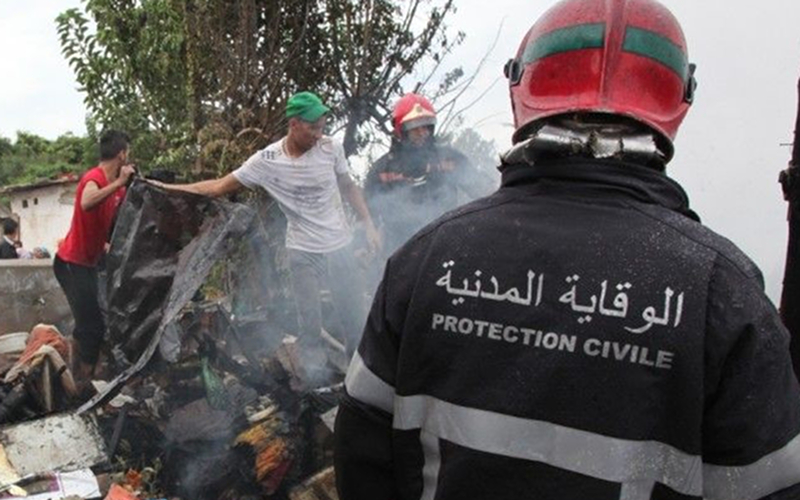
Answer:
xmin=364 ymin=143 xmax=495 ymax=255
xmin=335 ymin=158 xmax=800 ymax=500
xmin=0 ymin=238 xmax=18 ymax=259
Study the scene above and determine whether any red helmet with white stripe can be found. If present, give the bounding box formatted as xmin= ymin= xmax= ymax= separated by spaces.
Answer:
xmin=505 ymin=0 xmax=696 ymax=156
xmin=392 ymin=93 xmax=437 ymax=139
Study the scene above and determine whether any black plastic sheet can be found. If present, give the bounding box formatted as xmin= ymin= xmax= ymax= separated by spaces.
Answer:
xmin=79 ymin=180 xmax=256 ymax=412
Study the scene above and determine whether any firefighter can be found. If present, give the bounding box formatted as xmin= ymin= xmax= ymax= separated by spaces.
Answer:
xmin=334 ymin=0 xmax=800 ymax=498
xmin=364 ymin=93 xmax=495 ymax=256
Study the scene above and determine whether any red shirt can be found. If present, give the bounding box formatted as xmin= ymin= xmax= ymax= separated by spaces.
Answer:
xmin=57 ymin=166 xmax=126 ymax=267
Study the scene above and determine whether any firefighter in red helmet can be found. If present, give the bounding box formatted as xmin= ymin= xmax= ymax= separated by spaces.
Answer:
xmin=336 ymin=0 xmax=800 ymax=498
xmin=364 ymin=93 xmax=496 ymax=256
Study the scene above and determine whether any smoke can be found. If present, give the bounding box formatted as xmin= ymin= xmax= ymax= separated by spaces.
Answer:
xmin=364 ymin=137 xmax=500 ymax=260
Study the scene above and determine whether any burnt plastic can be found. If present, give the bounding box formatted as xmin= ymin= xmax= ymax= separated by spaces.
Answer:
xmin=79 ymin=180 xmax=256 ymax=412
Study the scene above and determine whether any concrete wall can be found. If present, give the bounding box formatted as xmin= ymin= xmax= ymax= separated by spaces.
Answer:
xmin=8 ymin=183 xmax=76 ymax=252
xmin=0 ymin=259 xmax=71 ymax=335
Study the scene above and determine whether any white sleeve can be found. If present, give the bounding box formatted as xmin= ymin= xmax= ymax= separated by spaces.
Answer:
xmin=333 ymin=140 xmax=350 ymax=176
xmin=232 ymin=150 xmax=270 ymax=189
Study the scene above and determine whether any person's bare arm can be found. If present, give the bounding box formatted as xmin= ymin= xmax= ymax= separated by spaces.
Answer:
xmin=80 ymin=165 xmax=135 ymax=211
xmin=338 ymin=173 xmax=382 ymax=253
xmin=151 ymin=173 xmax=244 ymax=198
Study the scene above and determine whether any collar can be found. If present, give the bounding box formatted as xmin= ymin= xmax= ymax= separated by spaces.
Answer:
xmin=3 ymin=235 xmax=15 ymax=246
xmin=500 ymin=158 xmax=699 ymax=222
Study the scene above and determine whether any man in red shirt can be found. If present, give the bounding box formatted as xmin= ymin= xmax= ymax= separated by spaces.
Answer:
xmin=54 ymin=130 xmax=135 ymax=381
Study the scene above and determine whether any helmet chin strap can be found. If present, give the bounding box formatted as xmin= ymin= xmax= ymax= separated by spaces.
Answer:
xmin=502 ymin=120 xmax=668 ymax=168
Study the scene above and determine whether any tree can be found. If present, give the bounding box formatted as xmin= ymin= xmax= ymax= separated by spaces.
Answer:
xmin=0 ymin=132 xmax=94 ymax=187
xmin=0 ymin=137 xmax=13 ymax=161
xmin=56 ymin=0 xmax=463 ymax=177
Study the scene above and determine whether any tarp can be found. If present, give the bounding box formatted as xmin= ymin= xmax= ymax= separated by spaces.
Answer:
xmin=79 ymin=180 xmax=256 ymax=413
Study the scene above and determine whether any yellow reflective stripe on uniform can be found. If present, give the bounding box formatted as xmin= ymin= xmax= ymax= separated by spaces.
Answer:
xmin=704 ymin=432 xmax=800 ymax=500
xmin=393 ymin=394 xmax=703 ymax=497
xmin=344 ymin=351 xmax=395 ymax=414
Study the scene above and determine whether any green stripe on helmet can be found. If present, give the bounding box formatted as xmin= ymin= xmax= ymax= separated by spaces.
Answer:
xmin=522 ymin=23 xmax=605 ymax=65
xmin=623 ymin=27 xmax=688 ymax=79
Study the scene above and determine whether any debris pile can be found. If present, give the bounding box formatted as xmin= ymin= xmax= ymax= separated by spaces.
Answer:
xmin=0 ymin=325 xmax=77 ymax=425
xmin=0 ymin=182 xmax=345 ymax=499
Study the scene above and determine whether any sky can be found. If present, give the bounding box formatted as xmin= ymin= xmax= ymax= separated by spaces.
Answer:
xmin=1 ymin=1 xmax=800 ymax=302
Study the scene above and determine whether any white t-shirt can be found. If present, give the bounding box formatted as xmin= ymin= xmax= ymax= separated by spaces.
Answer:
xmin=233 ymin=136 xmax=352 ymax=253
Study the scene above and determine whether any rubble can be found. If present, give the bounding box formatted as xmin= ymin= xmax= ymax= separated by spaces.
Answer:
xmin=0 ymin=325 xmax=78 ymax=424
xmin=103 ymin=484 xmax=139 ymax=500
xmin=289 ymin=467 xmax=337 ymax=500
xmin=0 ymin=182 xmax=346 ymax=499
xmin=0 ymin=413 xmax=107 ymax=477
xmin=2 ymin=468 xmax=101 ymax=499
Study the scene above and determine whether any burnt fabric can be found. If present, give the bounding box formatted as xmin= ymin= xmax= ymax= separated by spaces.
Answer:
xmin=336 ymin=158 xmax=800 ymax=500
xmin=17 ymin=324 xmax=70 ymax=366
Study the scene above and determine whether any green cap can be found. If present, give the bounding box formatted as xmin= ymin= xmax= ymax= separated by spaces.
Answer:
xmin=285 ymin=91 xmax=330 ymax=122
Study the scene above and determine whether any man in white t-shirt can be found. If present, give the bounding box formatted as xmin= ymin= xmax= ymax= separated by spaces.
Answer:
xmin=157 ymin=92 xmax=381 ymax=383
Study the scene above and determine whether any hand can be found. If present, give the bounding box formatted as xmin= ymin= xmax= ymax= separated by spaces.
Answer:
xmin=118 ymin=165 xmax=136 ymax=186
xmin=365 ymin=222 xmax=382 ymax=255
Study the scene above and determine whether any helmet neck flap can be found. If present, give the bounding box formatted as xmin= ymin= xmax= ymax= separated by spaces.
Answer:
xmin=502 ymin=114 xmax=668 ymax=170
xmin=506 ymin=0 xmax=696 ymax=164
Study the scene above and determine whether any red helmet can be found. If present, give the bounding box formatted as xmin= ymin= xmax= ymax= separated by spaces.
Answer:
xmin=506 ymin=0 xmax=696 ymax=154
xmin=392 ymin=93 xmax=437 ymax=138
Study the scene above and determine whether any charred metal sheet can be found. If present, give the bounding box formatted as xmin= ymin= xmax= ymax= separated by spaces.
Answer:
xmin=0 ymin=413 xmax=108 ymax=477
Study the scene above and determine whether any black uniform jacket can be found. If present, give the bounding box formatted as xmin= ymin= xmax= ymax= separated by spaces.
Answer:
xmin=364 ymin=143 xmax=495 ymax=255
xmin=335 ymin=158 xmax=800 ymax=500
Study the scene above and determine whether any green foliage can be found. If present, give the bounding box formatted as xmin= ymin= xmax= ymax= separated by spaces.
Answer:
xmin=57 ymin=1 xmax=190 ymax=173
xmin=56 ymin=0 xmax=463 ymax=178
xmin=0 ymin=132 xmax=94 ymax=187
